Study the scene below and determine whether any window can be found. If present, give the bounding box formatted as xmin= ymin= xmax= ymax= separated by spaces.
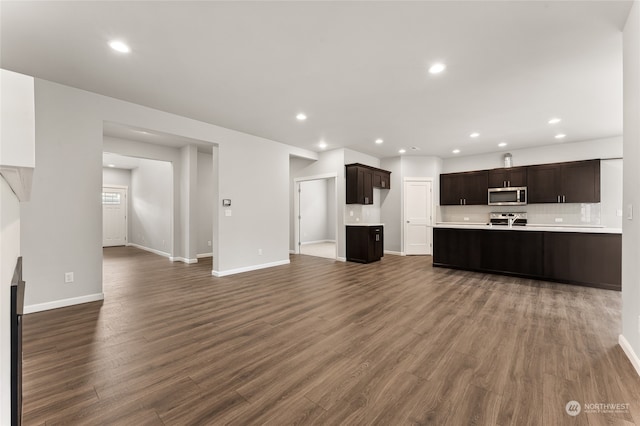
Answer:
xmin=102 ymin=192 xmax=121 ymax=205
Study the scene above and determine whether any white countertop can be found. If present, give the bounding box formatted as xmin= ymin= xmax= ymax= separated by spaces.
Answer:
xmin=435 ymin=222 xmax=621 ymax=234
xmin=345 ymin=223 xmax=384 ymax=227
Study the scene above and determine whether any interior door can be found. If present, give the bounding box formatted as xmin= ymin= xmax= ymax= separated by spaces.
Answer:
xmin=404 ymin=179 xmax=433 ymax=255
xmin=102 ymin=187 xmax=127 ymax=247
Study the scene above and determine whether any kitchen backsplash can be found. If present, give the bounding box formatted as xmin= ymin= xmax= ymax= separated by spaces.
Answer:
xmin=440 ymin=203 xmax=621 ymax=228
xmin=345 ymin=203 xmax=381 ymax=224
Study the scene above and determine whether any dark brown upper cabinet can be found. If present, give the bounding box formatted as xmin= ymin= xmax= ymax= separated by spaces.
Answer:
xmin=488 ymin=167 xmax=527 ymax=188
xmin=528 ymin=159 xmax=600 ymax=204
xmin=440 ymin=170 xmax=489 ymax=205
xmin=346 ymin=163 xmax=391 ymax=205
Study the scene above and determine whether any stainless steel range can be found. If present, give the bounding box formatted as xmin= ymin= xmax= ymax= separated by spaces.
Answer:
xmin=489 ymin=212 xmax=527 ymax=226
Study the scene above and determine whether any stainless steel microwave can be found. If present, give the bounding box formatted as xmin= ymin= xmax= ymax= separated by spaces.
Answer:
xmin=488 ymin=187 xmax=527 ymax=206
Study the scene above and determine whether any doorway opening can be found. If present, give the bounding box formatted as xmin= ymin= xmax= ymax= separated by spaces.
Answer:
xmin=102 ymin=153 xmax=174 ymax=257
xmin=294 ymin=175 xmax=338 ymax=260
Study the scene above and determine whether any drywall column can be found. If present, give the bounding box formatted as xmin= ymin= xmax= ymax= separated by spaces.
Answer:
xmin=621 ymin=0 xmax=640 ymax=374
xmin=211 ymin=146 xmax=220 ymax=273
xmin=180 ymin=145 xmax=198 ymax=263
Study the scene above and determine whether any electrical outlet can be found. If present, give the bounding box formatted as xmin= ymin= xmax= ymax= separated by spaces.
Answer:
xmin=555 ymin=218 xmax=563 ymax=223
xmin=463 ymin=217 xmax=470 ymax=221
xmin=616 ymin=209 xmax=623 ymax=217
xmin=65 ymin=272 xmax=74 ymax=283
xmin=350 ymin=210 xmax=354 ymax=217
xmin=207 ymin=240 xmax=212 ymax=247
xmin=258 ymin=249 xmax=263 ymax=255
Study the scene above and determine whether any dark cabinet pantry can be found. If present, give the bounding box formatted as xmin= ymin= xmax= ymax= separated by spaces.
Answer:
xmin=345 ymin=164 xmax=391 ymax=205
xmin=346 ymin=225 xmax=384 ymax=263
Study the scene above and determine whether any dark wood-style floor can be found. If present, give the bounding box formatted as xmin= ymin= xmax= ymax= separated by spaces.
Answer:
xmin=22 ymin=247 xmax=640 ymax=425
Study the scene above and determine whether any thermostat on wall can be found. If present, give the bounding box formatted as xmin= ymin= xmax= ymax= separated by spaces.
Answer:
xmin=222 ymin=199 xmax=231 ymax=207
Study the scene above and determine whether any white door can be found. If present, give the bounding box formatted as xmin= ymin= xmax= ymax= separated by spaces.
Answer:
xmin=102 ymin=187 xmax=128 ymax=247
xmin=404 ymin=179 xmax=433 ymax=255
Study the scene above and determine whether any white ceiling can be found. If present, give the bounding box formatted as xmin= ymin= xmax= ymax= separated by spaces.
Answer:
xmin=0 ymin=1 xmax=632 ymax=159
xmin=103 ymin=152 xmax=141 ymax=170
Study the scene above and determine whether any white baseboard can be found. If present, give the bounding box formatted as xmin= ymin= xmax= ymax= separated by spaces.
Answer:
xmin=170 ymin=257 xmax=198 ymax=264
xmin=619 ymin=334 xmax=640 ymax=377
xmin=337 ymin=256 xmax=346 ymax=262
xmin=289 ymin=250 xmax=296 ymax=254
xmin=197 ymin=253 xmax=213 ymax=259
xmin=301 ymin=239 xmax=336 ymax=245
xmin=127 ymin=243 xmax=170 ymax=258
xmin=212 ymin=259 xmax=290 ymax=277
xmin=384 ymin=250 xmax=404 ymax=256
xmin=25 ymin=293 xmax=104 ymax=314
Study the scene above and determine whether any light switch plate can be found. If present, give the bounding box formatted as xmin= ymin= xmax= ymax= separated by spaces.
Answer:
xmin=628 ymin=204 xmax=633 ymax=220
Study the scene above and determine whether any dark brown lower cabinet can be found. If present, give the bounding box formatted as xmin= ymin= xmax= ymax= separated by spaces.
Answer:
xmin=346 ymin=225 xmax=383 ymax=263
xmin=480 ymin=230 xmax=544 ymax=276
xmin=543 ymin=232 xmax=621 ymax=290
xmin=433 ymin=228 xmax=621 ymax=290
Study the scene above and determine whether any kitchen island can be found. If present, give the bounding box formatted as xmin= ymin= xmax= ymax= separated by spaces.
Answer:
xmin=433 ymin=223 xmax=621 ymax=290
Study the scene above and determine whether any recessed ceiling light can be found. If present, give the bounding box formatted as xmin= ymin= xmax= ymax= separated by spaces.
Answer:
xmin=109 ymin=40 xmax=130 ymax=53
xmin=398 ymin=149 xmax=406 ymax=154
xmin=498 ymin=142 xmax=508 ymax=147
xmin=452 ymin=149 xmax=461 ymax=154
xmin=555 ymin=133 xmax=566 ymax=139
xmin=108 ymin=164 xmax=115 ymax=168
xmin=469 ymin=132 xmax=480 ymax=138
xmin=429 ymin=63 xmax=446 ymax=74
xmin=375 ymin=138 xmax=383 ymax=144
xmin=296 ymin=113 xmax=307 ymax=121
xmin=318 ymin=141 xmax=327 ymax=149
xmin=548 ymin=117 xmax=562 ymax=124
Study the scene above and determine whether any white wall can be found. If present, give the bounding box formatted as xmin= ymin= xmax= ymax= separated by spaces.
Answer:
xmin=130 ymin=159 xmax=173 ymax=255
xmin=379 ymin=156 xmax=442 ymax=254
xmin=102 ymin=167 xmax=131 ymax=188
xmin=442 ymin=136 xmax=622 ymax=173
xmin=0 ymin=69 xmax=35 ymax=168
xmin=0 ymin=178 xmax=20 ymax=423
xmin=622 ymin=0 xmax=640 ymax=373
xmin=21 ymin=77 xmax=316 ymax=311
xmin=300 ymin=179 xmax=331 ymax=244
xmin=326 ymin=177 xmax=336 ymax=241
xmin=197 ymin=152 xmax=214 ymax=256
xmin=380 ymin=156 xmax=402 ymax=253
